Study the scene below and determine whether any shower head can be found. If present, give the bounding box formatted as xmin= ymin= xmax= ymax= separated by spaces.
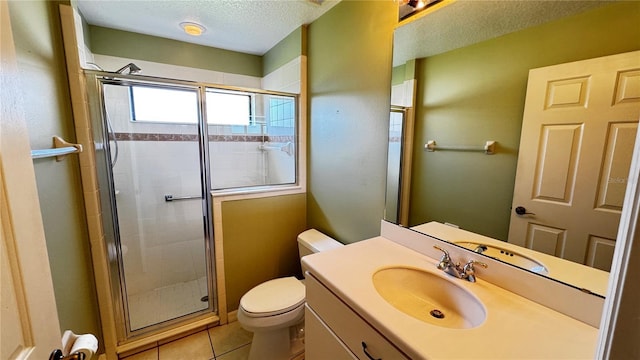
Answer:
xmin=86 ymin=62 xmax=105 ymax=71
xmin=115 ymin=63 xmax=142 ymax=75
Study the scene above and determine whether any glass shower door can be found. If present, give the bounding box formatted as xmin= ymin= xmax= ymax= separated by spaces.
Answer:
xmin=102 ymin=81 xmax=211 ymax=332
xmin=385 ymin=109 xmax=405 ymax=224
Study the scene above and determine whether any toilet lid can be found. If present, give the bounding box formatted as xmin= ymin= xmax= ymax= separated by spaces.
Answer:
xmin=240 ymin=277 xmax=305 ymax=316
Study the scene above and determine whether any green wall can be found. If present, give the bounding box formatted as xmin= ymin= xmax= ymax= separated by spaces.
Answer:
xmin=89 ymin=24 xmax=306 ymax=82
xmin=409 ymin=2 xmax=640 ymax=240
xmin=391 ymin=59 xmax=416 ymax=86
xmin=307 ymin=0 xmax=397 ymax=243
xmin=222 ymin=194 xmax=307 ymax=311
xmin=263 ymin=26 xmax=305 ymax=76
xmin=7 ymin=0 xmax=102 ymax=346
xmin=391 ymin=64 xmax=405 ymax=86
xmin=89 ymin=25 xmax=263 ymax=77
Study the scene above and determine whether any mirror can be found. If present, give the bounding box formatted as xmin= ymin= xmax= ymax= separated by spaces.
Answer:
xmin=387 ymin=0 xmax=639 ymax=297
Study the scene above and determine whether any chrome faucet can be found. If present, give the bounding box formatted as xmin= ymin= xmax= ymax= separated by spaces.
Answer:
xmin=434 ymin=245 xmax=452 ymax=270
xmin=433 ymin=245 xmax=488 ymax=282
xmin=473 ymin=244 xmax=488 ymax=254
xmin=461 ymin=259 xmax=488 ymax=282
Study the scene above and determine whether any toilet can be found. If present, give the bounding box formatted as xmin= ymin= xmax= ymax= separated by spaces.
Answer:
xmin=237 ymin=229 xmax=343 ymax=360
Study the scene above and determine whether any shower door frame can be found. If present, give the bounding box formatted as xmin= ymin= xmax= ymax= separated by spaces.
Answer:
xmin=86 ymin=72 xmax=218 ymax=341
xmin=85 ymin=70 xmax=301 ymax=345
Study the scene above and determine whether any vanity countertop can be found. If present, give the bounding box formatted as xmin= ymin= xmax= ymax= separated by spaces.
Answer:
xmin=303 ymin=236 xmax=598 ymax=360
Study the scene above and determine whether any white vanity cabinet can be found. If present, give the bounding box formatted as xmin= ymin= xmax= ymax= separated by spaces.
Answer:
xmin=302 ymin=235 xmax=600 ymax=359
xmin=305 ymin=273 xmax=410 ymax=360
xmin=305 ymin=306 xmax=356 ymax=359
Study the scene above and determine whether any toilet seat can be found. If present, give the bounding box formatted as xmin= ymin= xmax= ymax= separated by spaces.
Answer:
xmin=240 ymin=276 xmax=305 ymax=317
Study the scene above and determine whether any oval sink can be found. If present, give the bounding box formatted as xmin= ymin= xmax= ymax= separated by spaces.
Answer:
xmin=454 ymin=241 xmax=549 ymax=275
xmin=372 ymin=267 xmax=486 ymax=329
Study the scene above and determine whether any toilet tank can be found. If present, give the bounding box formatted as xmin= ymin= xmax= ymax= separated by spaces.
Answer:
xmin=297 ymin=229 xmax=343 ymax=276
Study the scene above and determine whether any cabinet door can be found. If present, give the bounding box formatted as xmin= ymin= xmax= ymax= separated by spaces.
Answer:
xmin=305 ymin=306 xmax=357 ymax=360
xmin=306 ymin=274 xmax=410 ymax=360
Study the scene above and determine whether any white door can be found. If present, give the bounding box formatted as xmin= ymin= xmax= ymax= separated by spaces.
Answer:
xmin=508 ymin=51 xmax=640 ymax=271
xmin=1 ymin=2 xmax=62 ymax=359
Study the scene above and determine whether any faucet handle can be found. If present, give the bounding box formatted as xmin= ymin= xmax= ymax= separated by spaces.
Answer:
xmin=433 ymin=245 xmax=450 ymax=258
xmin=464 ymin=259 xmax=488 ymax=271
xmin=433 ymin=245 xmax=451 ymax=270
xmin=462 ymin=260 xmax=487 ymax=283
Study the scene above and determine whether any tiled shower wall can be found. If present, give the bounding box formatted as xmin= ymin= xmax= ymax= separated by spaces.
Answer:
xmin=390 ymin=78 xmax=414 ymax=108
xmin=99 ymin=56 xmax=301 ymax=295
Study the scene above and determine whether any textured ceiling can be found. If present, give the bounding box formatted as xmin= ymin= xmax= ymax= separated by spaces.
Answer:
xmin=393 ymin=0 xmax=612 ymax=66
xmin=76 ymin=0 xmax=612 ymax=62
xmin=75 ymin=0 xmax=341 ymax=55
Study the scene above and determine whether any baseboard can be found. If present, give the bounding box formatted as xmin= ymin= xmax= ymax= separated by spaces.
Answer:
xmin=227 ymin=310 xmax=238 ymax=323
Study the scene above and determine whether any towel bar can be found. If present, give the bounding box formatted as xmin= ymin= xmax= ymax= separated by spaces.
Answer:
xmin=425 ymin=140 xmax=496 ymax=155
xmin=164 ymin=194 xmax=202 ymax=202
xmin=31 ymin=136 xmax=83 ymax=161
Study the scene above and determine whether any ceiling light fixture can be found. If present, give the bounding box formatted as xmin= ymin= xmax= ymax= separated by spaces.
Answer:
xmin=400 ymin=0 xmax=443 ymax=21
xmin=180 ymin=22 xmax=206 ymax=36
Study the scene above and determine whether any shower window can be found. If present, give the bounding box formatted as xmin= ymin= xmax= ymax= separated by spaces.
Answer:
xmin=126 ymin=83 xmax=297 ymax=191
xmin=209 ymin=91 xmax=297 ymax=190
xmin=206 ymin=89 xmax=253 ymax=126
xmin=269 ymin=97 xmax=295 ymax=128
xmin=130 ymin=85 xmax=198 ymax=123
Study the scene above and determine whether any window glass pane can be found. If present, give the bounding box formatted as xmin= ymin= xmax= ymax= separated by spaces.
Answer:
xmin=208 ymin=92 xmax=296 ymax=190
xmin=268 ymin=96 xmax=295 ymax=128
xmin=131 ymin=86 xmax=198 ymax=123
xmin=125 ymin=82 xmax=298 ymax=192
xmin=206 ymin=91 xmax=251 ymax=126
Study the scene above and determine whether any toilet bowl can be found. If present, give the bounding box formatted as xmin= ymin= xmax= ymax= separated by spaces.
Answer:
xmin=237 ymin=229 xmax=343 ymax=360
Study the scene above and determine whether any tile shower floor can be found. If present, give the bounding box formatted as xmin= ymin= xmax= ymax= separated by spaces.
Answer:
xmin=121 ymin=321 xmax=254 ymax=360
xmin=127 ymin=277 xmax=208 ymax=330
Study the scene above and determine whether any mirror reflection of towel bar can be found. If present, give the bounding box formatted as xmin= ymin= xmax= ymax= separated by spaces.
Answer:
xmin=425 ymin=140 xmax=496 ymax=155
xmin=164 ymin=194 xmax=202 ymax=202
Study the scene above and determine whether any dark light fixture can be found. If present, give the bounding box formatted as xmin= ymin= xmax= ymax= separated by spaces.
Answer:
xmin=399 ymin=0 xmax=442 ymax=21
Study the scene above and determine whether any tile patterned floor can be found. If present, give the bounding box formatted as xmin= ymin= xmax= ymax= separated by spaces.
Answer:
xmin=122 ymin=321 xmax=253 ymax=360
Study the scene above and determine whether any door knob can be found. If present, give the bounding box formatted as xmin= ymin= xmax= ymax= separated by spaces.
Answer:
xmin=515 ymin=206 xmax=535 ymax=215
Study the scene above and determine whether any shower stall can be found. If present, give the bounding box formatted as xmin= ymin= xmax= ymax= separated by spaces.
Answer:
xmin=84 ymin=69 xmax=297 ymax=340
